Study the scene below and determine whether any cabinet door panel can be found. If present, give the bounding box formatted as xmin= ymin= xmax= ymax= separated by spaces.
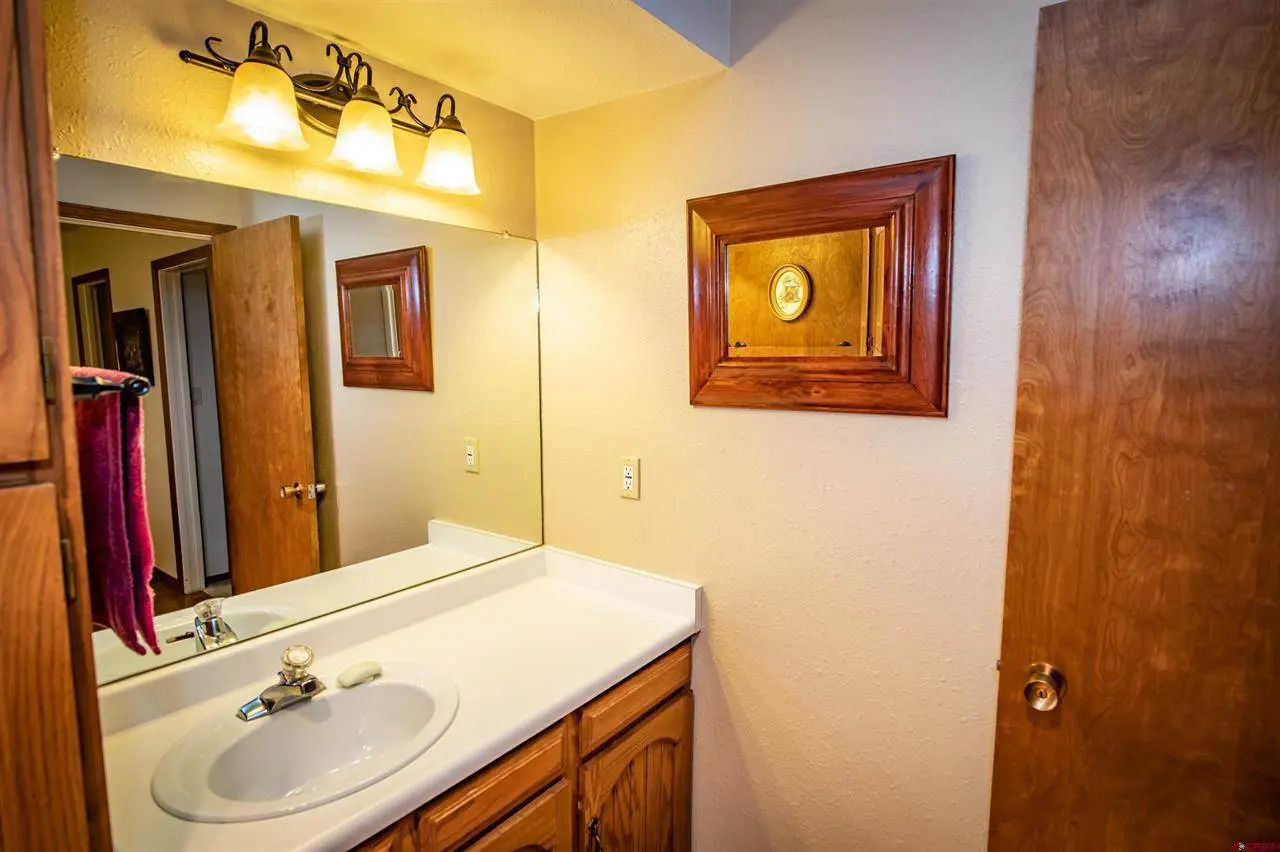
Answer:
xmin=580 ymin=692 xmax=692 ymax=852
xmin=468 ymin=781 xmax=573 ymax=852
xmin=0 ymin=0 xmax=49 ymax=464
xmin=0 ymin=484 xmax=89 ymax=850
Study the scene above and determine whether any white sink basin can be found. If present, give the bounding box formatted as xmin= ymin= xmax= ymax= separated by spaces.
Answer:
xmin=151 ymin=663 xmax=459 ymax=822
xmin=94 ymin=604 xmax=300 ymax=684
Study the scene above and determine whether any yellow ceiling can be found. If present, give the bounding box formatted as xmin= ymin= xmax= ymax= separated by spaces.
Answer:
xmin=229 ymin=0 xmax=727 ymax=119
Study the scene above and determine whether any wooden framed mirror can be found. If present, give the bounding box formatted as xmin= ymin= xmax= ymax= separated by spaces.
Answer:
xmin=337 ymin=245 xmax=434 ymax=391
xmin=70 ymin=266 xmax=118 ymax=369
xmin=687 ymin=156 xmax=954 ymax=416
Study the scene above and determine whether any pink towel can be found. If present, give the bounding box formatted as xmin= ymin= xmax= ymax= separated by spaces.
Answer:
xmin=72 ymin=366 xmax=160 ymax=655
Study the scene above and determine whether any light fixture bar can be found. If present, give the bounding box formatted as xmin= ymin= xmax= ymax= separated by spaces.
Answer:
xmin=179 ymin=49 xmax=431 ymax=139
xmin=181 ymin=22 xmax=481 ymax=194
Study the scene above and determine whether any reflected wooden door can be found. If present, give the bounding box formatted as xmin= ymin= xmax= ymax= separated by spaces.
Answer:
xmin=210 ymin=216 xmax=319 ymax=593
xmin=989 ymin=0 xmax=1280 ymax=848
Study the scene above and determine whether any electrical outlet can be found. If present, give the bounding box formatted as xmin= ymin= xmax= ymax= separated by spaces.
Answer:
xmin=621 ymin=456 xmax=640 ymax=500
xmin=464 ymin=437 xmax=481 ymax=474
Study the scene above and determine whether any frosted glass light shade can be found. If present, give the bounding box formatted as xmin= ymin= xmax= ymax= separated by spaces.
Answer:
xmin=216 ymin=61 xmax=308 ymax=152
xmin=328 ymin=98 xmax=402 ymax=176
xmin=417 ymin=127 xmax=480 ymax=195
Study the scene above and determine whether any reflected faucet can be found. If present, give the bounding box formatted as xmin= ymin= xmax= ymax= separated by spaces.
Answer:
xmin=194 ymin=598 xmax=238 ymax=651
xmin=237 ymin=645 xmax=326 ymax=722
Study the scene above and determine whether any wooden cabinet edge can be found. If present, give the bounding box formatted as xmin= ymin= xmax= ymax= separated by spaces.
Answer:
xmin=354 ymin=815 xmax=417 ymax=852
xmin=580 ymin=690 xmax=695 ymax=852
xmin=416 ymin=723 xmax=565 ymax=851
xmin=579 ymin=643 xmax=692 ymax=757
xmin=466 ymin=780 xmax=573 ymax=851
xmin=348 ymin=640 xmax=696 ymax=851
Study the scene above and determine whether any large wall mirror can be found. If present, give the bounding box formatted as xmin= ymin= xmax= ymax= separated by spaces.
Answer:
xmin=59 ymin=157 xmax=542 ymax=685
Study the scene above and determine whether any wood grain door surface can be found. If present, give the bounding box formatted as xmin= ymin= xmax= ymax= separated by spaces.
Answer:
xmin=0 ymin=0 xmax=48 ymax=465
xmin=209 ymin=217 xmax=319 ymax=593
xmin=581 ymin=692 xmax=693 ymax=852
xmin=467 ymin=781 xmax=574 ymax=852
xmin=0 ymin=485 xmax=90 ymax=851
xmin=988 ymin=0 xmax=1280 ymax=848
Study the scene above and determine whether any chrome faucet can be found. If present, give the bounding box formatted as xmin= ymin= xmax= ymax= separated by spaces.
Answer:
xmin=193 ymin=598 xmax=238 ymax=651
xmin=237 ymin=645 xmax=326 ymax=721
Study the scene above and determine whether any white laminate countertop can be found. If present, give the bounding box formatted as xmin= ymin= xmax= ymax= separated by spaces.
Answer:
xmin=101 ymin=547 xmax=701 ymax=851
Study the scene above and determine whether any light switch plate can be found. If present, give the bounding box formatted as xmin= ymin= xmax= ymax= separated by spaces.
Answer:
xmin=621 ymin=456 xmax=640 ymax=500
xmin=464 ymin=438 xmax=481 ymax=474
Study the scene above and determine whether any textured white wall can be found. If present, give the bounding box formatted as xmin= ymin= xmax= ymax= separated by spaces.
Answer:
xmin=45 ymin=0 xmax=536 ymax=237
xmin=534 ymin=0 xmax=1040 ymax=847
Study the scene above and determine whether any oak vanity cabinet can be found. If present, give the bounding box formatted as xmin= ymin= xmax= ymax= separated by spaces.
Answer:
xmin=580 ymin=693 xmax=693 ymax=852
xmin=355 ymin=642 xmax=693 ymax=852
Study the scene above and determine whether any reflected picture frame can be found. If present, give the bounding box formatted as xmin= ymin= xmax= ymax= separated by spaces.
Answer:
xmin=336 ymin=246 xmax=434 ymax=391
xmin=112 ymin=307 xmax=154 ymax=383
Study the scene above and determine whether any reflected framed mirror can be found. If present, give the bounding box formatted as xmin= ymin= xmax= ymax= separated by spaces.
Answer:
xmin=337 ymin=246 xmax=434 ymax=391
xmin=688 ymin=155 xmax=955 ymax=416
xmin=70 ymin=266 xmax=118 ymax=368
xmin=57 ymin=157 xmax=542 ymax=685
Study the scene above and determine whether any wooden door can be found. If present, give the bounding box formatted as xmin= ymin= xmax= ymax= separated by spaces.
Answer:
xmin=0 ymin=0 xmax=48 ymax=465
xmin=209 ymin=217 xmax=319 ymax=593
xmin=0 ymin=486 xmax=90 ymax=851
xmin=580 ymin=692 xmax=692 ymax=852
xmin=988 ymin=1 xmax=1280 ymax=849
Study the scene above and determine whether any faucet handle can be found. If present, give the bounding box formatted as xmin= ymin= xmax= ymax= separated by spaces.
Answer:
xmin=193 ymin=597 xmax=225 ymax=623
xmin=280 ymin=644 xmax=316 ymax=681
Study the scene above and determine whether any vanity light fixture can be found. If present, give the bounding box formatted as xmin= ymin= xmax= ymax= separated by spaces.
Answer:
xmin=327 ymin=64 xmax=402 ymax=177
xmin=213 ymin=22 xmax=308 ymax=151
xmin=416 ymin=95 xmax=481 ymax=195
xmin=180 ymin=21 xmax=481 ymax=194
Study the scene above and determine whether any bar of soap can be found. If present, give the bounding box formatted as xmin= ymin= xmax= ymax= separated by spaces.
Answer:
xmin=336 ymin=661 xmax=383 ymax=688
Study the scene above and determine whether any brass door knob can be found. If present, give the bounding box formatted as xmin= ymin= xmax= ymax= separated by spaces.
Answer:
xmin=1023 ymin=662 xmax=1066 ymax=711
xmin=279 ymin=483 xmax=303 ymax=499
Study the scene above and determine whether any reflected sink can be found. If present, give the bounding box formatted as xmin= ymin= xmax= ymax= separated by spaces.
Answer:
xmin=94 ymin=604 xmax=300 ymax=684
xmin=151 ymin=663 xmax=459 ymax=822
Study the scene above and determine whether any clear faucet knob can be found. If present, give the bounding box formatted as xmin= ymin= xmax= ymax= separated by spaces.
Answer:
xmin=281 ymin=644 xmax=315 ymax=680
xmin=193 ymin=597 xmax=225 ymax=622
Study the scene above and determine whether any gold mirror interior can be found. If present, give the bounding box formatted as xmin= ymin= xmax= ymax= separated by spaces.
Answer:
xmin=725 ymin=226 xmax=887 ymax=358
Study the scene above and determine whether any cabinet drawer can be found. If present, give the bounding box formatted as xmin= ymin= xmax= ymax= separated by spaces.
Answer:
xmin=418 ymin=723 xmax=565 ymax=851
xmin=579 ymin=644 xmax=691 ymax=757
xmin=466 ymin=781 xmax=573 ymax=851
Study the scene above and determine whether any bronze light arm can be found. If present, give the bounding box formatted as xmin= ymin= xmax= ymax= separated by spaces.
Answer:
xmin=178 ymin=20 xmax=449 ymax=139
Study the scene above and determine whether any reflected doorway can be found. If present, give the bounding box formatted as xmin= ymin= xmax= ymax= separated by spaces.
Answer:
xmin=152 ymin=247 xmax=232 ymax=599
